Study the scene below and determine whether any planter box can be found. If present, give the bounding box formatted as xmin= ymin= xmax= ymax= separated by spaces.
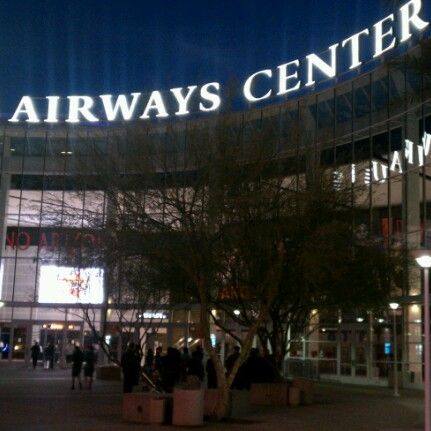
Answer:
xmin=250 ymin=383 xmax=289 ymax=406
xmin=122 ymin=393 xmax=165 ymax=424
xmin=96 ymin=365 xmax=121 ymax=381
xmin=172 ymin=388 xmax=204 ymax=426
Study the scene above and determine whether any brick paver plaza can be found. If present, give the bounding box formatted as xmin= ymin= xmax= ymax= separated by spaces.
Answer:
xmin=0 ymin=364 xmax=424 ymax=430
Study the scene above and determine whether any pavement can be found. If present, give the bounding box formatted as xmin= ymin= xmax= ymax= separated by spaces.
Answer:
xmin=0 ymin=362 xmax=424 ymax=431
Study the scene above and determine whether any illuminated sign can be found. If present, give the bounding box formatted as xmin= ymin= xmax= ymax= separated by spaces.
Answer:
xmin=5 ymin=0 xmax=429 ymax=124
xmin=384 ymin=342 xmax=392 ymax=355
xmin=139 ymin=312 xmax=167 ymax=320
xmin=341 ymin=132 xmax=431 ymax=186
xmin=38 ymin=266 xmax=104 ymax=304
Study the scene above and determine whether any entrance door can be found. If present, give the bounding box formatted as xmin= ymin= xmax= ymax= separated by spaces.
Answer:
xmin=39 ymin=323 xmax=82 ymax=366
xmin=340 ymin=327 xmax=368 ymax=378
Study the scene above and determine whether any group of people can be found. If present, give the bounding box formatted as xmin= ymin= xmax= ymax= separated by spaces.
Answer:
xmin=30 ymin=341 xmax=56 ymax=369
xmin=30 ymin=340 xmax=97 ymax=390
xmin=121 ymin=343 xmax=275 ymax=394
xmin=225 ymin=346 xmax=275 ymax=389
xmin=121 ymin=344 xmax=207 ymax=393
xmin=70 ymin=344 xmax=97 ymax=390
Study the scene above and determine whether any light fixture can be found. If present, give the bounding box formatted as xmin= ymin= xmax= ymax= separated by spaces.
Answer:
xmin=356 ymin=317 xmax=364 ymax=323
xmin=389 ymin=301 xmax=400 ymax=397
xmin=416 ymin=255 xmax=431 ymax=269
xmin=233 ymin=309 xmax=240 ymax=316
xmin=377 ymin=318 xmax=385 ymax=324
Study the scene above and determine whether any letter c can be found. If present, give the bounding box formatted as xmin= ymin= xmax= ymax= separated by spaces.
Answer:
xmin=243 ymin=69 xmax=273 ymax=102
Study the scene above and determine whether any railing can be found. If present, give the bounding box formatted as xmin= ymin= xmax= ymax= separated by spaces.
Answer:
xmin=284 ymin=357 xmax=422 ymax=385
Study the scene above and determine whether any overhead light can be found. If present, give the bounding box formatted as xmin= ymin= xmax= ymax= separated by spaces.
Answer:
xmin=389 ymin=302 xmax=399 ymax=310
xmin=233 ymin=309 xmax=240 ymax=316
xmin=377 ymin=318 xmax=385 ymax=323
xmin=356 ymin=317 xmax=364 ymax=323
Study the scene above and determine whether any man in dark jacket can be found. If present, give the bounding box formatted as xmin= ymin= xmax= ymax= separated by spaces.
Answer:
xmin=71 ymin=344 xmax=84 ymax=390
xmin=121 ymin=343 xmax=139 ymax=393
xmin=30 ymin=341 xmax=40 ymax=369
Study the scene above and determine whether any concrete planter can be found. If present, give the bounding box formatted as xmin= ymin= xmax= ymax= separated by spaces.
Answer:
xmin=172 ymin=388 xmax=204 ymax=426
xmin=122 ymin=393 xmax=165 ymax=424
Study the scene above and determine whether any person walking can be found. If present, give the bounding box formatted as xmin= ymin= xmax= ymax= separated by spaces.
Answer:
xmin=71 ymin=344 xmax=84 ymax=390
xmin=45 ymin=343 xmax=55 ymax=369
xmin=30 ymin=341 xmax=40 ymax=369
xmin=84 ymin=345 xmax=96 ymax=390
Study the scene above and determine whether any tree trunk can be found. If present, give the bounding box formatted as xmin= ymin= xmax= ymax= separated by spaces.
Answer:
xmin=199 ymin=296 xmax=231 ymax=420
xmin=211 ymin=363 xmax=231 ymax=420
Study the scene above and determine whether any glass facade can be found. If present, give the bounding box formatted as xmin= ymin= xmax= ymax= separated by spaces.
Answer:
xmin=0 ymin=42 xmax=430 ymax=387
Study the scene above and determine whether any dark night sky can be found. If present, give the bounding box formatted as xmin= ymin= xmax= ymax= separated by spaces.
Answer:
xmin=0 ymin=0 xmax=429 ymax=116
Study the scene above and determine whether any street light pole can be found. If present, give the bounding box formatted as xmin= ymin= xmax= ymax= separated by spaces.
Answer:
xmin=389 ymin=302 xmax=400 ymax=397
xmin=414 ymin=252 xmax=431 ymax=431
xmin=424 ymin=267 xmax=430 ymax=431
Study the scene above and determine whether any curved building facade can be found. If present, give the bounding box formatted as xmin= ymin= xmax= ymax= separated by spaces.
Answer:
xmin=0 ymin=39 xmax=430 ymax=388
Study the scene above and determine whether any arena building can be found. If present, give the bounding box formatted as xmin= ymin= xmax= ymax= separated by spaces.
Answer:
xmin=0 ymin=4 xmax=430 ymax=389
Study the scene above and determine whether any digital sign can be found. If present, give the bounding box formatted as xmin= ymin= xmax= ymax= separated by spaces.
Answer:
xmin=38 ymin=266 xmax=104 ymax=304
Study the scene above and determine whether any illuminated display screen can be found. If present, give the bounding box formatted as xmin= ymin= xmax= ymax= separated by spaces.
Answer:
xmin=38 ymin=265 xmax=104 ymax=304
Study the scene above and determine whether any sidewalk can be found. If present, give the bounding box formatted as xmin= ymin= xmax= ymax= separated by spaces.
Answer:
xmin=0 ymin=364 xmax=424 ymax=430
